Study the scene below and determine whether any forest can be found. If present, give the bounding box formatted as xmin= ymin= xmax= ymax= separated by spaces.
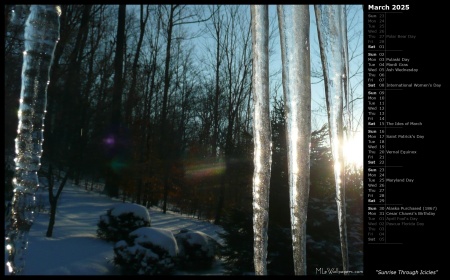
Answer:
xmin=4 ymin=5 xmax=363 ymax=275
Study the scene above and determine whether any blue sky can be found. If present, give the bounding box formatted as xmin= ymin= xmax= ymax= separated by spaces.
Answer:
xmin=128 ymin=4 xmax=363 ymax=132
xmin=128 ymin=4 xmax=363 ymax=164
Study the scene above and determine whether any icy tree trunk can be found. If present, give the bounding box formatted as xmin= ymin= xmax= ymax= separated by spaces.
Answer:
xmin=5 ymin=5 xmax=60 ymax=275
xmin=277 ymin=5 xmax=311 ymax=275
xmin=314 ymin=5 xmax=349 ymax=273
xmin=250 ymin=5 xmax=271 ymax=276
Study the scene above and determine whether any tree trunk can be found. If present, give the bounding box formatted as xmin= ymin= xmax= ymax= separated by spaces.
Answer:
xmin=212 ymin=7 xmax=222 ymax=158
xmin=126 ymin=5 xmax=149 ymax=125
xmin=160 ymin=5 xmax=175 ymax=214
xmin=104 ymin=4 xmax=126 ymax=198
xmin=46 ymin=165 xmax=71 ymax=237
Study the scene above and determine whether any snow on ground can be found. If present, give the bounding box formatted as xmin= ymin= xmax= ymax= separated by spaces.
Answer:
xmin=5 ymin=179 xmax=363 ymax=275
xmin=5 ymin=182 xmax=225 ymax=275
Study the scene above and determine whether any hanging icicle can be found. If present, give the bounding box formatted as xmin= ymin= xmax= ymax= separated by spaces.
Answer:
xmin=314 ymin=4 xmax=350 ymax=273
xmin=5 ymin=5 xmax=60 ymax=275
xmin=277 ymin=5 xmax=311 ymax=275
xmin=250 ymin=5 xmax=271 ymax=276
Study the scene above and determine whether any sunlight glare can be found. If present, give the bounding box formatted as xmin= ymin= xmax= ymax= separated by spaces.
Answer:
xmin=344 ymin=132 xmax=363 ymax=168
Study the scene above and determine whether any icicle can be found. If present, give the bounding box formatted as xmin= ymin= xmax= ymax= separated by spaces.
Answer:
xmin=5 ymin=5 xmax=60 ymax=275
xmin=314 ymin=5 xmax=350 ymax=273
xmin=250 ymin=5 xmax=271 ymax=276
xmin=277 ymin=5 xmax=311 ymax=275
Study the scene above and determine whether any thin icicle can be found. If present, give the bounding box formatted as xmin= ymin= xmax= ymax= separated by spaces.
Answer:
xmin=250 ymin=5 xmax=271 ymax=276
xmin=277 ymin=5 xmax=311 ymax=275
xmin=5 ymin=5 xmax=60 ymax=275
xmin=314 ymin=4 xmax=350 ymax=273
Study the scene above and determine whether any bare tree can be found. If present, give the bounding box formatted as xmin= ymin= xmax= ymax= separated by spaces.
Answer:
xmin=158 ymin=5 xmax=214 ymax=213
xmin=104 ymin=4 xmax=126 ymax=198
xmin=46 ymin=165 xmax=71 ymax=237
xmin=215 ymin=5 xmax=252 ymax=224
xmin=125 ymin=5 xmax=150 ymax=126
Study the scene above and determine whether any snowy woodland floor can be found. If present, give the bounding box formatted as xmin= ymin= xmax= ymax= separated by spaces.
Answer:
xmin=5 ymin=182 xmax=225 ymax=275
xmin=4 ymin=177 xmax=363 ymax=275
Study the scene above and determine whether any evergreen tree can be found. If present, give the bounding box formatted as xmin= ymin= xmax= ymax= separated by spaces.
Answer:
xmin=218 ymin=207 xmax=254 ymax=275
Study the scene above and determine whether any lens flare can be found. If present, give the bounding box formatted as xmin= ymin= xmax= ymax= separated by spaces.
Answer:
xmin=344 ymin=132 xmax=363 ymax=168
xmin=185 ymin=162 xmax=225 ymax=179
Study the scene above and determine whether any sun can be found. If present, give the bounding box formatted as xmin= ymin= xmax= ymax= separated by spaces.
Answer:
xmin=343 ymin=131 xmax=364 ymax=168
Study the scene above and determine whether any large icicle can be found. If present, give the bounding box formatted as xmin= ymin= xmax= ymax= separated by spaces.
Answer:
xmin=314 ymin=5 xmax=349 ymax=273
xmin=277 ymin=5 xmax=311 ymax=275
xmin=250 ymin=5 xmax=271 ymax=276
xmin=5 ymin=5 xmax=60 ymax=275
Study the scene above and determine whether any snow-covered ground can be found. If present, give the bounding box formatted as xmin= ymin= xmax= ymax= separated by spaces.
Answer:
xmin=5 ymin=177 xmax=363 ymax=275
xmin=5 ymin=182 xmax=225 ymax=275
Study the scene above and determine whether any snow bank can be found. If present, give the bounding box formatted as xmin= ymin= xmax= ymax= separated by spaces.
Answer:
xmin=111 ymin=203 xmax=151 ymax=224
xmin=131 ymin=227 xmax=178 ymax=257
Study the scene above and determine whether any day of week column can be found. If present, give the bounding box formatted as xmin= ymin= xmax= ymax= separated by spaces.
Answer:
xmin=365 ymin=10 xmax=384 ymax=244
